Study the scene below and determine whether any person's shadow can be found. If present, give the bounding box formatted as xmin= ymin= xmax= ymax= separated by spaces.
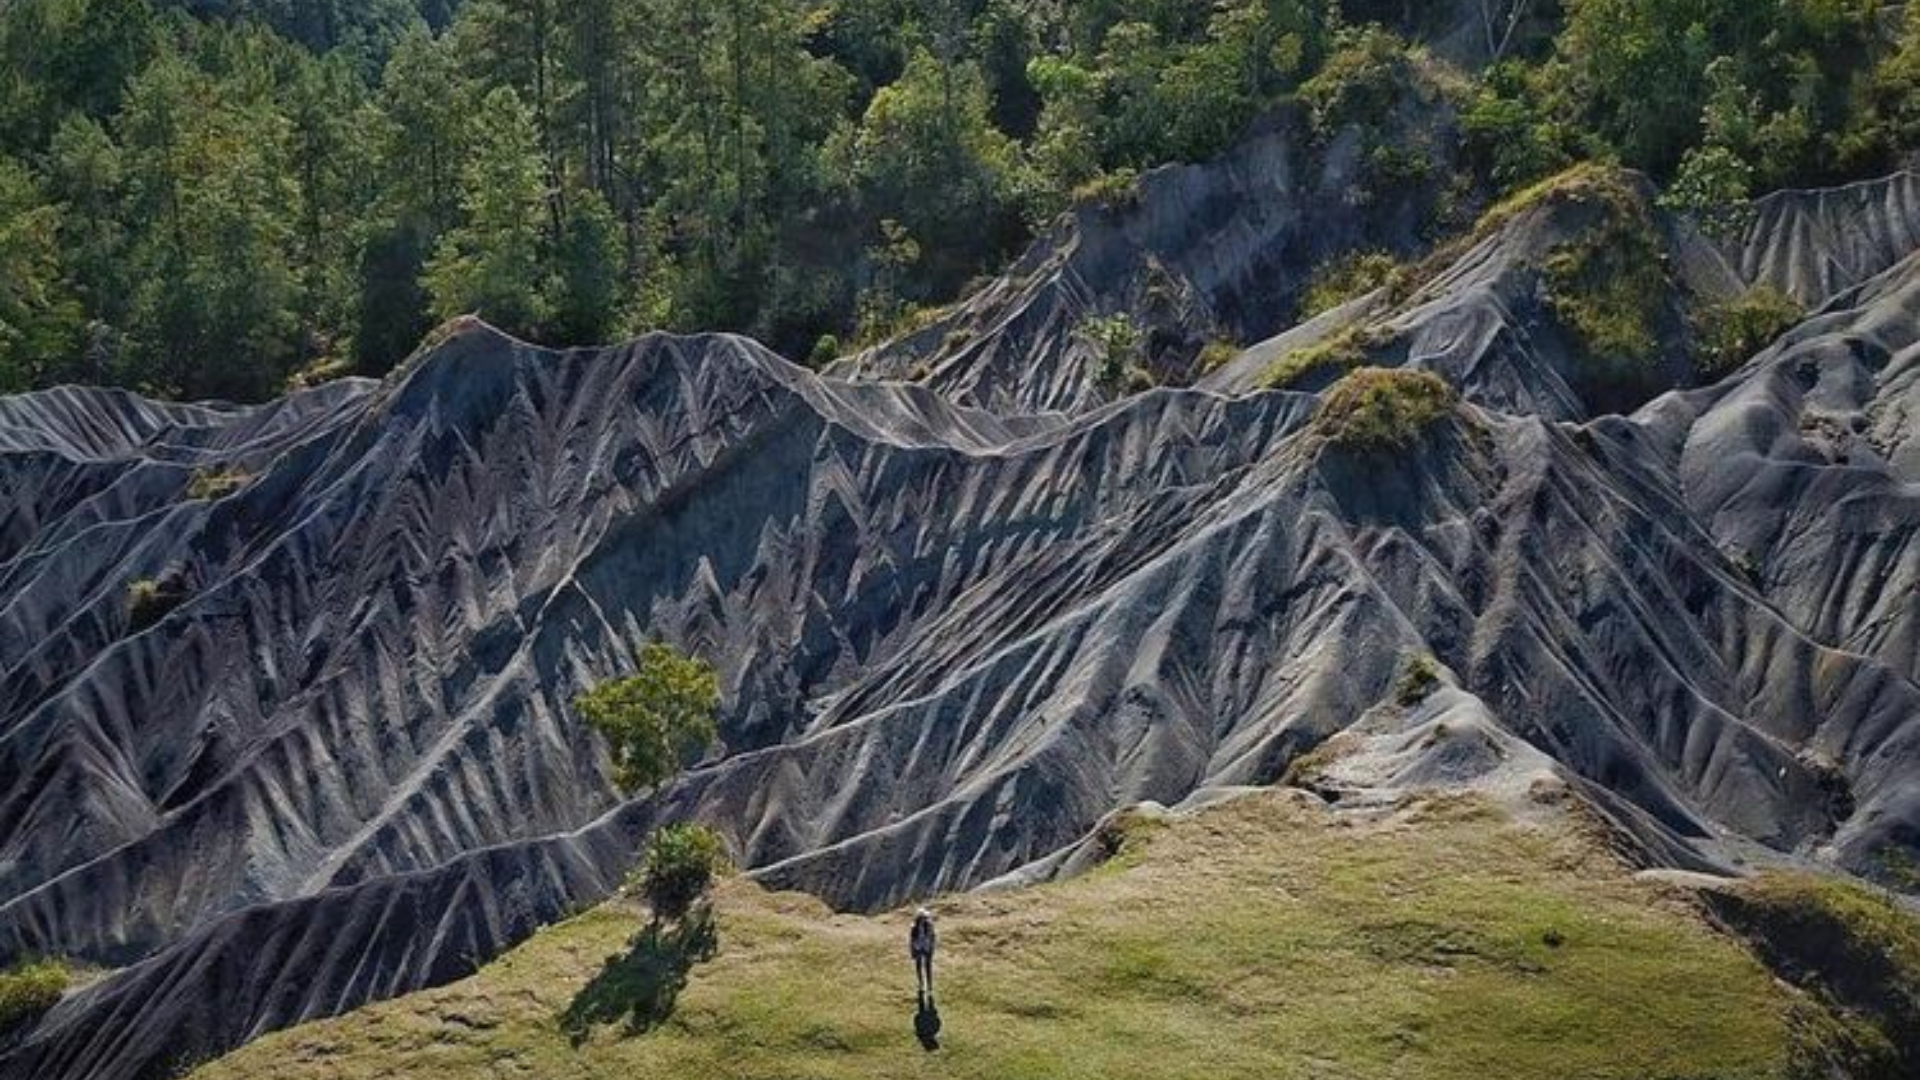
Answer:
xmin=913 ymin=991 xmax=942 ymax=1051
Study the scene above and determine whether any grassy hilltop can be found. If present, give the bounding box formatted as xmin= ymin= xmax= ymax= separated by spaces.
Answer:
xmin=186 ymin=788 xmax=1889 ymax=1080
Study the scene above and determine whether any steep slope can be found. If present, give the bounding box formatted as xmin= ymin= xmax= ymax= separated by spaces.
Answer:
xmin=6 ymin=297 xmax=1920 ymax=1078
xmin=837 ymin=84 xmax=1466 ymax=414
xmin=1201 ymin=167 xmax=1920 ymax=425
xmin=1703 ymin=170 xmax=1920 ymax=307
xmin=1202 ymin=168 xmax=1709 ymax=419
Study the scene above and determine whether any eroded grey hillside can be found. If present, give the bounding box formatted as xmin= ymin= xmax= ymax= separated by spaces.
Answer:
xmin=4 ymin=156 xmax=1920 ymax=1080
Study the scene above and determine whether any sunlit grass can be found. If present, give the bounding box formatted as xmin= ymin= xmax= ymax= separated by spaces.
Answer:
xmin=191 ymin=790 xmax=1799 ymax=1080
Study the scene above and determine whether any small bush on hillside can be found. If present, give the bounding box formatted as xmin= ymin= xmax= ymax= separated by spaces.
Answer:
xmin=1301 ymin=29 xmax=1449 ymax=210
xmin=1302 ymin=252 xmax=1405 ymax=319
xmin=1301 ymin=28 xmax=1420 ymax=137
xmin=1660 ymin=143 xmax=1757 ymax=237
xmin=1396 ymin=655 xmax=1442 ymax=706
xmin=1878 ymin=848 xmax=1920 ymax=896
xmin=1195 ymin=339 xmax=1240 ymax=375
xmin=1071 ymin=169 xmax=1139 ymax=210
xmin=1078 ymin=313 xmax=1144 ymax=392
xmin=0 ymin=957 xmax=70 ymax=1033
xmin=1312 ymin=368 xmax=1458 ymax=451
xmin=634 ymin=823 xmax=730 ymax=921
xmin=186 ymin=467 xmax=251 ymax=501
xmin=1473 ymin=163 xmax=1642 ymax=239
xmin=1695 ymin=288 xmax=1803 ymax=379
xmin=1363 ymin=144 xmax=1434 ymax=199
xmin=126 ymin=572 xmax=188 ymax=632
xmin=806 ymin=334 xmax=840 ymax=369
xmin=1460 ymin=62 xmax=1574 ymax=194
xmin=284 ymin=356 xmax=354 ymax=392
xmin=1261 ymin=328 xmax=1375 ymax=391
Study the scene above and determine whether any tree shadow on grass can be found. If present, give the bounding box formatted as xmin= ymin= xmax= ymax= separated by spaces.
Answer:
xmin=560 ymin=906 xmax=718 ymax=1045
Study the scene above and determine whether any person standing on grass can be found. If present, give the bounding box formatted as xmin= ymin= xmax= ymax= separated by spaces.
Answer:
xmin=910 ymin=907 xmax=937 ymax=998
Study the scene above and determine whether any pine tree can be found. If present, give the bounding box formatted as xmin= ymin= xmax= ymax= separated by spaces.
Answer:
xmin=119 ymin=52 xmax=301 ymax=399
xmin=423 ymin=86 xmax=551 ymax=337
xmin=0 ymin=159 xmax=84 ymax=391
xmin=548 ymin=188 xmax=624 ymax=345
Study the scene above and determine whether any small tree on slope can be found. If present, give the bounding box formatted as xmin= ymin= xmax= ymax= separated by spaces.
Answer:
xmin=573 ymin=641 xmax=719 ymax=795
xmin=575 ymin=643 xmax=726 ymax=919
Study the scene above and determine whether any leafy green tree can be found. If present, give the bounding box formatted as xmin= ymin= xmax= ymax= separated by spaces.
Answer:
xmin=449 ymin=0 xmax=564 ymax=240
xmin=853 ymin=218 xmax=920 ymax=343
xmin=0 ymin=160 xmax=84 ymax=391
xmin=850 ymin=48 xmax=1023 ymax=296
xmin=1838 ymin=3 xmax=1920 ymax=173
xmin=1662 ymin=144 xmax=1755 ymax=237
xmin=1460 ymin=60 xmax=1570 ymax=192
xmin=976 ymin=0 xmax=1040 ymax=136
xmin=1078 ymin=312 xmax=1142 ymax=391
xmin=352 ymin=219 xmax=434 ymax=373
xmin=1026 ymin=56 xmax=1103 ymax=205
xmin=424 ymin=86 xmax=550 ymax=336
xmin=1551 ymin=0 xmax=1888 ymax=182
xmin=573 ymin=642 xmax=720 ymax=796
xmin=1549 ymin=0 xmax=1733 ymax=176
xmin=358 ymin=27 xmax=466 ymax=372
xmin=283 ymin=52 xmax=376 ymax=359
xmin=0 ymin=0 xmax=157 ymax=150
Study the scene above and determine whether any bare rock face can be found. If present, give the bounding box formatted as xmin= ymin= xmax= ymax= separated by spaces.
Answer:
xmin=1704 ymin=170 xmax=1920 ymax=306
xmin=4 ymin=170 xmax=1920 ymax=1079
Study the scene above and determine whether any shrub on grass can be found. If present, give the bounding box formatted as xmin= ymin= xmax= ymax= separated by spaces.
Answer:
xmin=634 ymin=824 xmax=730 ymax=921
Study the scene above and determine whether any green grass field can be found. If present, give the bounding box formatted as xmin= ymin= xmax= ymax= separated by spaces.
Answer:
xmin=190 ymin=791 xmax=1812 ymax=1080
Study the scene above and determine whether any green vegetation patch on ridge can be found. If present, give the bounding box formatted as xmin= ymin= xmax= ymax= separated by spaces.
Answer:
xmin=0 ymin=957 xmax=70 ymax=1034
xmin=1695 ymin=287 xmax=1806 ymax=379
xmin=1541 ymin=217 xmax=1668 ymax=368
xmin=188 ymin=790 xmax=1805 ymax=1080
xmin=1313 ymin=367 xmax=1458 ymax=451
xmin=1300 ymin=250 xmax=1405 ymax=319
xmin=1259 ymin=326 xmax=1375 ymax=392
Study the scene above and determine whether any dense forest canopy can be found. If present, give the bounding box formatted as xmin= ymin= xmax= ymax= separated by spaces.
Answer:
xmin=0 ymin=0 xmax=1916 ymax=401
